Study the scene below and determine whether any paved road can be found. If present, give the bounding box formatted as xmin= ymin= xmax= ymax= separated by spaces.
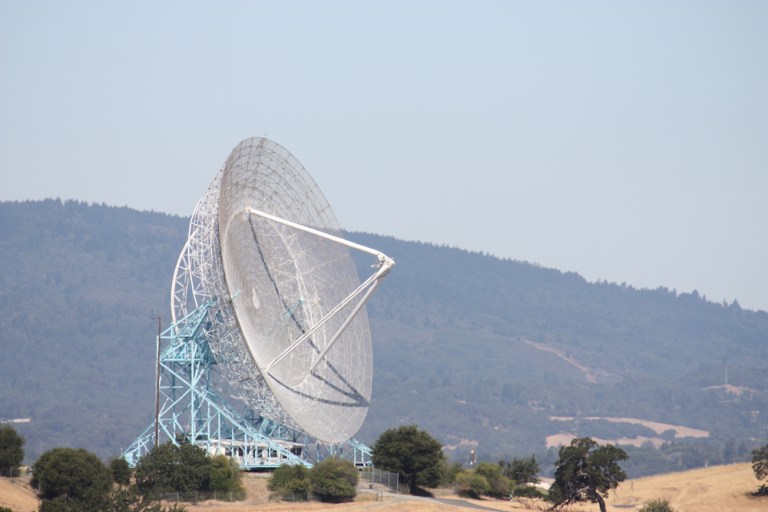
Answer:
xmin=359 ymin=488 xmax=503 ymax=511
xmin=433 ymin=498 xmax=505 ymax=511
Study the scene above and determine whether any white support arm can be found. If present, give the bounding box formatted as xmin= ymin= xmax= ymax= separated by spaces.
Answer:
xmin=242 ymin=208 xmax=394 ymax=374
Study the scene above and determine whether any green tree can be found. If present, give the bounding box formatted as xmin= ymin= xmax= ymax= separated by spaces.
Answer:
xmin=31 ymin=447 xmax=113 ymax=511
xmin=209 ymin=454 xmax=245 ymax=499
xmin=0 ymin=424 xmax=25 ymax=477
xmin=110 ymin=456 xmax=132 ymax=486
xmin=268 ymin=463 xmax=311 ymax=501
xmin=549 ymin=437 xmax=628 ymax=512
xmin=134 ymin=442 xmax=211 ymax=498
xmin=372 ymin=425 xmax=445 ymax=494
xmin=638 ymin=498 xmax=676 ymax=512
xmin=309 ymin=457 xmax=358 ymax=503
xmin=501 ymin=454 xmax=540 ymax=485
xmin=751 ymin=444 xmax=768 ymax=495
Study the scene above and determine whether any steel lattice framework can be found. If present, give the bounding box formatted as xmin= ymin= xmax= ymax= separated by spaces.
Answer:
xmin=123 ymin=300 xmax=309 ymax=469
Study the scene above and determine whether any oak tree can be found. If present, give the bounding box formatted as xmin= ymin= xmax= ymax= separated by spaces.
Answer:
xmin=550 ymin=437 xmax=628 ymax=512
xmin=372 ymin=425 xmax=444 ymax=494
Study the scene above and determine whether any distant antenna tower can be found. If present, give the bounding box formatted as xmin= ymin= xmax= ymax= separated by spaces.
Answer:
xmin=125 ymin=138 xmax=393 ymax=468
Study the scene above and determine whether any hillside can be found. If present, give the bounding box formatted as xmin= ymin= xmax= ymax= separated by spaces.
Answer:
xmin=2 ymin=463 xmax=764 ymax=512
xmin=1 ymin=200 xmax=767 ymax=475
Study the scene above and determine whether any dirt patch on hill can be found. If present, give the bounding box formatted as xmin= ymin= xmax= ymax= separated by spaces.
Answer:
xmin=547 ymin=415 xmax=709 ymax=448
xmin=546 ymin=432 xmax=667 ymax=448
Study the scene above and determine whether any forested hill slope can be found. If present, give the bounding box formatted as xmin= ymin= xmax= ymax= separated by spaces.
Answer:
xmin=1 ymin=200 xmax=767 ymax=477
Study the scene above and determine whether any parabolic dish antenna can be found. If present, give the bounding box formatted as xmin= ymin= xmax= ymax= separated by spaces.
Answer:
xmin=171 ymin=137 xmax=393 ymax=443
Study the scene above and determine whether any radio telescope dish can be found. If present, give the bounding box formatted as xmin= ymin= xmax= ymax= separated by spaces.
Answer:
xmin=172 ymin=137 xmax=393 ymax=444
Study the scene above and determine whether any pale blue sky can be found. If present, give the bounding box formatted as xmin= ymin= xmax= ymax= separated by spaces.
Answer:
xmin=2 ymin=1 xmax=767 ymax=311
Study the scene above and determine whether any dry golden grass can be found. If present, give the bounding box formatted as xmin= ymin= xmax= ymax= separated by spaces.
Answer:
xmin=2 ymin=462 xmax=765 ymax=512
xmin=0 ymin=476 xmax=38 ymax=512
xmin=599 ymin=462 xmax=764 ymax=512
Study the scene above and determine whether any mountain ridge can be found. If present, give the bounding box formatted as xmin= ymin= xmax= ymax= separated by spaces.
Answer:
xmin=1 ymin=199 xmax=766 ymax=477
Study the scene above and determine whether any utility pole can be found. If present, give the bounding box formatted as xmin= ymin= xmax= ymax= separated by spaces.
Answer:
xmin=152 ymin=315 xmax=162 ymax=448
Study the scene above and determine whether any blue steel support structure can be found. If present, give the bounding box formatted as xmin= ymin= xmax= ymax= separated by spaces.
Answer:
xmin=123 ymin=300 xmax=373 ymax=469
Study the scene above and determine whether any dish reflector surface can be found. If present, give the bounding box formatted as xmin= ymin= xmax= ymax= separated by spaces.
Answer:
xmin=218 ymin=138 xmax=372 ymax=443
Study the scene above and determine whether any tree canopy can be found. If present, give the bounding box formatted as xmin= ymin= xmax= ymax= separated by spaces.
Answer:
xmin=110 ymin=456 xmax=132 ymax=486
xmin=0 ymin=424 xmax=25 ymax=477
xmin=549 ymin=437 xmax=628 ymax=512
xmin=501 ymin=454 xmax=540 ymax=485
xmin=372 ymin=425 xmax=445 ymax=493
xmin=751 ymin=444 xmax=768 ymax=495
xmin=134 ymin=442 xmax=211 ymax=497
xmin=31 ymin=445 xmax=190 ymax=512
xmin=31 ymin=447 xmax=113 ymax=511
xmin=133 ymin=441 xmax=243 ymax=500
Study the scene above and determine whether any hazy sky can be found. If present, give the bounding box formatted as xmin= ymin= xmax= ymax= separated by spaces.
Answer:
xmin=2 ymin=1 xmax=767 ymax=312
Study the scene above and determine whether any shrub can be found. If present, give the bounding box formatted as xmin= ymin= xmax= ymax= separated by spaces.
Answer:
xmin=511 ymin=484 xmax=546 ymax=499
xmin=209 ymin=455 xmax=245 ymax=500
xmin=310 ymin=458 xmax=358 ymax=503
xmin=474 ymin=462 xmax=512 ymax=498
xmin=639 ymin=498 xmax=676 ymax=512
xmin=454 ymin=470 xmax=490 ymax=498
xmin=268 ymin=463 xmax=311 ymax=501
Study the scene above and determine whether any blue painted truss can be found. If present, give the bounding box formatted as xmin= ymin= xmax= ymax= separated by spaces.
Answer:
xmin=123 ymin=300 xmax=372 ymax=470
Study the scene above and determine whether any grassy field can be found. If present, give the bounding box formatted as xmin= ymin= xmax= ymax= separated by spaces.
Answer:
xmin=2 ymin=462 xmax=764 ymax=512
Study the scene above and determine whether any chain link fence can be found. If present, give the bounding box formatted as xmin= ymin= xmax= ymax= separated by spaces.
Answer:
xmin=154 ymin=490 xmax=245 ymax=503
xmin=358 ymin=467 xmax=403 ymax=493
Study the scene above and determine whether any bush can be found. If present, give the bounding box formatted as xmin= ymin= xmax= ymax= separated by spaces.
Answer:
xmin=639 ymin=498 xmax=676 ymax=512
xmin=310 ymin=458 xmax=358 ymax=503
xmin=209 ymin=455 xmax=245 ymax=500
xmin=474 ymin=462 xmax=512 ymax=498
xmin=268 ymin=464 xmax=311 ymax=501
xmin=511 ymin=484 xmax=546 ymax=499
xmin=454 ymin=470 xmax=490 ymax=498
